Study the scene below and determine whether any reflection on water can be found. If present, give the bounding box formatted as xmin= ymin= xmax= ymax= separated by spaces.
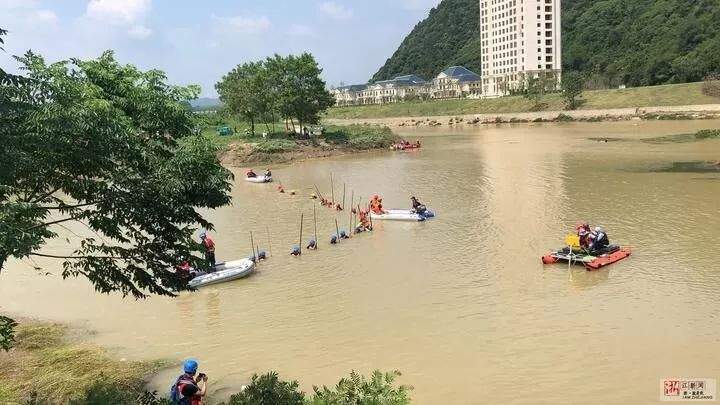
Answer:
xmin=2 ymin=120 xmax=720 ymax=404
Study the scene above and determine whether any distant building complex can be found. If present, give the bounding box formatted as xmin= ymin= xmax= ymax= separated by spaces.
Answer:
xmin=331 ymin=0 xmax=561 ymax=105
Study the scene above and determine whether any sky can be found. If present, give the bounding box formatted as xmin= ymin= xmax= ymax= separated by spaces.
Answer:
xmin=0 ymin=0 xmax=441 ymax=97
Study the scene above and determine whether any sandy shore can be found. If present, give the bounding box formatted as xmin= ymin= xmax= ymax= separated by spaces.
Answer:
xmin=324 ymin=104 xmax=720 ymax=128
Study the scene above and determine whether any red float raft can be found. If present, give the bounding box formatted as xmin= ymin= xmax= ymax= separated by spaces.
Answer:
xmin=541 ymin=246 xmax=631 ymax=271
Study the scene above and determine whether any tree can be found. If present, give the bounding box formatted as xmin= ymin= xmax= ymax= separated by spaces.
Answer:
xmin=523 ymin=76 xmax=544 ymax=107
xmin=561 ymin=71 xmax=585 ymax=110
xmin=218 ymin=54 xmax=334 ymax=135
xmin=266 ymin=53 xmax=335 ymax=132
xmin=216 ymin=61 xmax=269 ymax=136
xmin=1 ymin=42 xmax=233 ymax=347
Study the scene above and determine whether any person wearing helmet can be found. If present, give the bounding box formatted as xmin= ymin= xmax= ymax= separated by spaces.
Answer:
xmin=589 ymin=226 xmax=610 ymax=253
xmin=246 ymin=169 xmax=257 ymax=178
xmin=170 ymin=359 xmax=208 ymax=405
xmin=199 ymin=232 xmax=216 ymax=269
xmin=264 ymin=168 xmax=272 ymax=178
xmin=576 ymin=223 xmax=591 ymax=249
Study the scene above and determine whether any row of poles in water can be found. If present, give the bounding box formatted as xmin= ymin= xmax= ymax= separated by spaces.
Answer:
xmin=246 ymin=173 xmax=375 ymax=261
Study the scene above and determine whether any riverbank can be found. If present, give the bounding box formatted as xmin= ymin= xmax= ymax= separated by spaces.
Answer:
xmin=324 ymin=82 xmax=720 ymax=128
xmin=0 ymin=320 xmax=166 ymax=404
xmin=1 ymin=319 xmax=413 ymax=404
xmin=325 ymin=104 xmax=720 ymax=128
xmin=214 ymin=124 xmax=399 ymax=166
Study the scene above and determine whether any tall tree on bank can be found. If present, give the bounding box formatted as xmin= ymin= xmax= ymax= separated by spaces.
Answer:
xmin=1 ymin=39 xmax=233 ymax=347
xmin=215 ymin=61 xmax=273 ymax=136
xmin=216 ymin=53 xmax=334 ymax=134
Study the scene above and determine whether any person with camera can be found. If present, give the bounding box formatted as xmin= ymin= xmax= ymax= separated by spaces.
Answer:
xmin=170 ymin=359 xmax=208 ymax=405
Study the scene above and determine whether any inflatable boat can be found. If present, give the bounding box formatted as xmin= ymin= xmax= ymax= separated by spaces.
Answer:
xmin=391 ymin=143 xmax=421 ymax=151
xmin=541 ymin=245 xmax=631 ymax=270
xmin=370 ymin=209 xmax=432 ymax=222
xmin=188 ymin=258 xmax=255 ymax=288
xmin=245 ymin=175 xmax=272 ymax=183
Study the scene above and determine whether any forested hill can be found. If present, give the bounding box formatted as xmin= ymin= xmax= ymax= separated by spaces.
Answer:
xmin=373 ymin=0 xmax=720 ymax=87
xmin=372 ymin=0 xmax=480 ymax=83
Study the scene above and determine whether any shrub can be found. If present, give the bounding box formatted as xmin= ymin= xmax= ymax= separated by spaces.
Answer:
xmin=225 ymin=372 xmax=305 ymax=405
xmin=695 ymin=129 xmax=720 ymax=139
xmin=311 ymin=370 xmax=412 ymax=405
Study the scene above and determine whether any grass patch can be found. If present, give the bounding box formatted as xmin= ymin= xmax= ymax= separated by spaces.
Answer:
xmin=323 ymin=124 xmax=397 ymax=150
xmin=325 ymin=82 xmax=720 ymax=120
xmin=642 ymin=128 xmax=720 ymax=143
xmin=0 ymin=321 xmax=166 ymax=404
xmin=251 ymin=139 xmax=298 ymax=153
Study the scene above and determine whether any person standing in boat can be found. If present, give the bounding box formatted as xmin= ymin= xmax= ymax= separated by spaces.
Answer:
xmin=199 ymin=232 xmax=216 ymax=269
xmin=264 ymin=168 xmax=272 ymax=178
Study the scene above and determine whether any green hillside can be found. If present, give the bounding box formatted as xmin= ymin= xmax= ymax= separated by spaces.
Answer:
xmin=373 ymin=0 xmax=720 ymax=87
xmin=371 ymin=0 xmax=480 ymax=82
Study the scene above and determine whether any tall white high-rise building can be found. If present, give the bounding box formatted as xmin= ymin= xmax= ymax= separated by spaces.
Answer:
xmin=479 ymin=0 xmax=561 ymax=97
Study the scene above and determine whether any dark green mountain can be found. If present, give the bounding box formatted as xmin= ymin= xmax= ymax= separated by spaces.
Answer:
xmin=372 ymin=0 xmax=480 ymax=82
xmin=373 ymin=0 xmax=720 ymax=87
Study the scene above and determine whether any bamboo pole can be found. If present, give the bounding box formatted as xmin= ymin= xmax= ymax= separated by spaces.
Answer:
xmin=299 ymin=213 xmax=304 ymax=255
xmin=313 ymin=205 xmax=318 ymax=250
xmin=335 ymin=218 xmax=340 ymax=242
xmin=314 ymin=184 xmax=325 ymax=201
xmin=250 ymin=231 xmax=257 ymax=262
xmin=266 ymin=226 xmax=273 ymax=257
xmin=330 ymin=174 xmax=335 ymax=205
xmin=342 ymin=183 xmax=346 ymax=210
xmin=350 ymin=190 xmax=355 ymax=231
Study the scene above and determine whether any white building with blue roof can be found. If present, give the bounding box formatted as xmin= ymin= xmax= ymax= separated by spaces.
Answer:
xmin=331 ymin=74 xmax=430 ymax=106
xmin=431 ymin=66 xmax=483 ymax=99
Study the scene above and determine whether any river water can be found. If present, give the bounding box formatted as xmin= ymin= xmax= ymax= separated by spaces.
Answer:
xmin=2 ymin=120 xmax=719 ymax=404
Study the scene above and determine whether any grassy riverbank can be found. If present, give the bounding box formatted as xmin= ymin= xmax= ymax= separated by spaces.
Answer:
xmin=0 ymin=321 xmax=166 ymax=404
xmin=2 ymin=320 xmax=413 ymax=404
xmin=325 ymin=82 xmax=720 ymax=120
xmin=208 ymin=124 xmax=400 ymax=166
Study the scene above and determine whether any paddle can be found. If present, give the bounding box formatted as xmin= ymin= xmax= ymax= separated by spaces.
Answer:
xmin=250 ymin=231 xmax=257 ymax=264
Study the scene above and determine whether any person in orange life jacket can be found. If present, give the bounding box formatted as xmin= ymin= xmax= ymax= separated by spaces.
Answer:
xmin=170 ymin=359 xmax=208 ymax=405
xmin=576 ymin=222 xmax=591 ymax=249
xmin=246 ymin=169 xmax=257 ymax=178
xmin=370 ymin=195 xmax=386 ymax=214
xmin=199 ymin=232 xmax=216 ymax=268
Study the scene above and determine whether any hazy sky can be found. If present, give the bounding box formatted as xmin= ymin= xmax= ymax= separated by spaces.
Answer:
xmin=0 ymin=0 xmax=441 ymax=96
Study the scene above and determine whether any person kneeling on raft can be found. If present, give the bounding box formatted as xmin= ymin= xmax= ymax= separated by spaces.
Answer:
xmin=410 ymin=196 xmax=427 ymax=215
xmin=246 ymin=169 xmax=257 ymax=178
xmin=588 ymin=226 xmax=610 ymax=253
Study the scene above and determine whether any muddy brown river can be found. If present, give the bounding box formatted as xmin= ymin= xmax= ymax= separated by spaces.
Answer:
xmin=2 ymin=120 xmax=719 ymax=404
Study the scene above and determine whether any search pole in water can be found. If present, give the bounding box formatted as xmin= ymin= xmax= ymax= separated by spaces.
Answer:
xmin=299 ymin=213 xmax=304 ymax=255
xmin=313 ymin=205 xmax=318 ymax=250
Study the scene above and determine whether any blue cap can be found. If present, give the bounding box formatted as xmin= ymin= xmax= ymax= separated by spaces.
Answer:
xmin=183 ymin=359 xmax=198 ymax=374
